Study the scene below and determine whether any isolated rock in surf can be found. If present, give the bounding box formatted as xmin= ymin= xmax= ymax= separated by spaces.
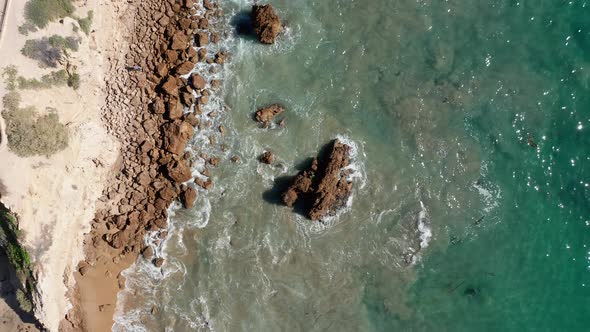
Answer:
xmin=282 ymin=139 xmax=354 ymax=220
xmin=252 ymin=4 xmax=283 ymax=44
xmin=255 ymin=104 xmax=285 ymax=126
xmin=259 ymin=151 xmax=275 ymax=164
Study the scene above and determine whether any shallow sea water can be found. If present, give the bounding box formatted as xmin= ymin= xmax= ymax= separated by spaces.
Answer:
xmin=113 ymin=0 xmax=590 ymax=331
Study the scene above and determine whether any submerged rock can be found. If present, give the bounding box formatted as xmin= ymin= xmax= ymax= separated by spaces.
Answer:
xmin=255 ymin=104 xmax=285 ymax=126
xmin=153 ymin=257 xmax=164 ymax=267
xmin=252 ymin=4 xmax=283 ymax=44
xmin=259 ymin=151 xmax=275 ymax=164
xmin=281 ymin=139 xmax=353 ymax=220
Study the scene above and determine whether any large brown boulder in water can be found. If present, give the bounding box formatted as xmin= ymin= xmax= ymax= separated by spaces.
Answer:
xmin=281 ymin=140 xmax=353 ymax=220
xmin=252 ymin=4 xmax=283 ymax=44
xmin=180 ymin=185 xmax=197 ymax=208
xmin=255 ymin=104 xmax=285 ymax=126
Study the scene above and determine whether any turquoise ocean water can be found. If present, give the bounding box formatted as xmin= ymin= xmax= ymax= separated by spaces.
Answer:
xmin=113 ymin=0 xmax=590 ymax=331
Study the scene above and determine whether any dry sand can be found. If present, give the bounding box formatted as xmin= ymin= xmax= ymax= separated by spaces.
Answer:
xmin=0 ymin=0 xmax=123 ymax=330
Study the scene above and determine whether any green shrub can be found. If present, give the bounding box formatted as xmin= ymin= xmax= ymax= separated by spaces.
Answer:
xmin=1 ymin=92 xmax=69 ymax=157
xmin=21 ymin=35 xmax=79 ymax=67
xmin=7 ymin=243 xmax=31 ymax=269
xmin=15 ymin=289 xmax=33 ymax=313
xmin=17 ymin=70 xmax=69 ymax=90
xmin=67 ymin=72 xmax=80 ymax=90
xmin=24 ymin=0 xmax=75 ymax=28
xmin=2 ymin=66 xmax=18 ymax=90
xmin=17 ymin=22 xmax=38 ymax=36
xmin=2 ymin=91 xmax=21 ymax=111
xmin=76 ymin=10 xmax=93 ymax=35
xmin=47 ymin=35 xmax=79 ymax=51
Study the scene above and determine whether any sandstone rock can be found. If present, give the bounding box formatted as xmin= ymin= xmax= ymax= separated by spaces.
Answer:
xmin=175 ymin=61 xmax=195 ymax=75
xmin=166 ymin=159 xmax=192 ymax=183
xmin=142 ymin=246 xmax=154 ymax=260
xmin=158 ymin=187 xmax=176 ymax=201
xmin=150 ymin=99 xmax=166 ymax=114
xmin=78 ymin=262 xmax=90 ymax=276
xmin=214 ymin=51 xmax=227 ymax=64
xmin=166 ymin=50 xmax=179 ymax=63
xmin=281 ymin=140 xmax=353 ymax=220
xmin=190 ymin=73 xmax=206 ymax=89
xmin=170 ymin=32 xmax=189 ymax=50
xmin=196 ymin=32 xmax=209 ymax=47
xmin=161 ymin=76 xmax=179 ymax=96
xmin=198 ymin=18 xmax=209 ymax=29
xmin=109 ymin=229 xmax=130 ymax=249
xmin=180 ymin=185 xmax=197 ymax=208
xmin=156 ymin=63 xmax=169 ymax=77
xmin=162 ymin=121 xmax=194 ymax=155
xmin=195 ymin=177 xmax=213 ymax=190
xmin=180 ymin=91 xmax=195 ymax=107
xmin=252 ymin=4 xmax=283 ymax=44
xmin=185 ymin=113 xmax=199 ymax=127
xmin=167 ymin=98 xmax=183 ymax=120
xmin=203 ymin=0 xmax=214 ymax=10
xmin=255 ymin=104 xmax=285 ymax=125
xmin=259 ymin=151 xmax=275 ymax=164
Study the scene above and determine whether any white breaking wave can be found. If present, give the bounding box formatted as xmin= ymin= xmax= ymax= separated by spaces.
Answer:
xmin=417 ymin=201 xmax=432 ymax=250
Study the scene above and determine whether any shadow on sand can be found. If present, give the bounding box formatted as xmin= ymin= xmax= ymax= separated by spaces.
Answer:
xmin=0 ymin=250 xmax=45 ymax=330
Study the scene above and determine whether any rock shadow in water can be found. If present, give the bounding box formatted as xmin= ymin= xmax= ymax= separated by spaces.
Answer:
xmin=230 ymin=10 xmax=258 ymax=41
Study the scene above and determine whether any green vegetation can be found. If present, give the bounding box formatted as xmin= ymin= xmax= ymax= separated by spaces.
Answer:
xmin=24 ymin=0 xmax=74 ymax=29
xmin=17 ymin=22 xmax=38 ymax=36
xmin=15 ymin=289 xmax=33 ymax=313
xmin=7 ymin=242 xmax=31 ymax=270
xmin=67 ymin=72 xmax=80 ymax=90
xmin=17 ymin=70 xmax=69 ymax=89
xmin=76 ymin=10 xmax=94 ymax=35
xmin=2 ymin=97 xmax=69 ymax=157
xmin=0 ymin=203 xmax=35 ymax=314
xmin=48 ymin=34 xmax=79 ymax=51
xmin=3 ymin=66 xmax=76 ymax=90
xmin=21 ymin=35 xmax=79 ymax=68
xmin=1 ymin=69 xmax=69 ymax=157
xmin=3 ymin=66 xmax=18 ymax=91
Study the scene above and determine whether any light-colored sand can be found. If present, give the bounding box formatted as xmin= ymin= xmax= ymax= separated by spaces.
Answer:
xmin=0 ymin=1 xmax=120 ymax=331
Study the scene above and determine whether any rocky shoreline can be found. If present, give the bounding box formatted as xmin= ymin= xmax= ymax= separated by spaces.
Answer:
xmin=61 ymin=0 xmax=228 ymax=330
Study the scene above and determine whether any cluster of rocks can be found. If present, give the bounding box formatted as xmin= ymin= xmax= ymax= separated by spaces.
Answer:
xmin=254 ymin=103 xmax=285 ymax=128
xmin=87 ymin=0 xmax=227 ymax=270
xmin=282 ymin=139 xmax=354 ymax=220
